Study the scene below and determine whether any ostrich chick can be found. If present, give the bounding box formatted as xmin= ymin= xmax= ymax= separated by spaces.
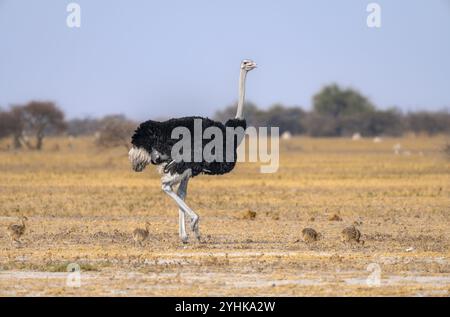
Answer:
xmin=302 ymin=228 xmax=319 ymax=243
xmin=341 ymin=225 xmax=361 ymax=243
xmin=7 ymin=216 xmax=28 ymax=245
xmin=133 ymin=222 xmax=150 ymax=246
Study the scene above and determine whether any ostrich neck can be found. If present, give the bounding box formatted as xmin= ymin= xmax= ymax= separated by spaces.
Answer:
xmin=235 ymin=69 xmax=248 ymax=119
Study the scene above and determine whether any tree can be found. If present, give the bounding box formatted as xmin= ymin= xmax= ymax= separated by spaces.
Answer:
xmin=313 ymin=84 xmax=375 ymax=118
xmin=407 ymin=111 xmax=450 ymax=135
xmin=302 ymin=112 xmax=339 ymax=137
xmin=67 ymin=117 xmax=102 ymax=136
xmin=0 ymin=110 xmax=13 ymax=140
xmin=214 ymin=102 xmax=264 ymax=127
xmin=261 ymin=104 xmax=306 ymax=134
xmin=19 ymin=101 xmax=66 ymax=150
xmin=366 ymin=109 xmax=404 ymax=136
xmin=96 ymin=115 xmax=137 ymax=150
xmin=339 ymin=108 xmax=404 ymax=137
xmin=1 ymin=106 xmax=28 ymax=149
xmin=214 ymin=102 xmax=307 ymax=134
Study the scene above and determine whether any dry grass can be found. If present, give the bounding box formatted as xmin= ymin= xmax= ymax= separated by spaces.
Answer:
xmin=0 ymin=135 xmax=449 ymax=296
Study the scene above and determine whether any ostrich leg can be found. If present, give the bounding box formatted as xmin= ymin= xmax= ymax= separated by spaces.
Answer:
xmin=177 ymin=177 xmax=189 ymax=243
xmin=161 ymin=169 xmax=201 ymax=241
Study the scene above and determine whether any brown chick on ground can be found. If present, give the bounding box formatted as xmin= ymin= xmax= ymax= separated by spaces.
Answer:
xmin=7 ymin=216 xmax=28 ymax=246
xmin=341 ymin=225 xmax=362 ymax=244
xmin=132 ymin=222 xmax=150 ymax=246
xmin=301 ymin=228 xmax=319 ymax=243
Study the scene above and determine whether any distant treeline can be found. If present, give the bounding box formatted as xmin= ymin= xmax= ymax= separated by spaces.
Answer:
xmin=215 ymin=84 xmax=450 ymax=137
xmin=0 ymin=102 xmax=136 ymax=150
xmin=1 ymin=84 xmax=449 ymax=150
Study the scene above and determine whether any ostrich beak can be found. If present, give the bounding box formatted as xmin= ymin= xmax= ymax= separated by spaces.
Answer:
xmin=247 ymin=61 xmax=257 ymax=70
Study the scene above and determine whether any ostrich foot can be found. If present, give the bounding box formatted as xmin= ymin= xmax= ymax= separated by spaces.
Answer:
xmin=190 ymin=216 xmax=201 ymax=241
xmin=180 ymin=234 xmax=189 ymax=244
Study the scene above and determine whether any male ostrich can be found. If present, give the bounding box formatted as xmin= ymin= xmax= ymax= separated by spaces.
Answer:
xmin=129 ymin=59 xmax=257 ymax=243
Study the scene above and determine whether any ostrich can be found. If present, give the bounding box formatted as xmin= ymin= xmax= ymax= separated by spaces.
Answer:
xmin=7 ymin=216 xmax=28 ymax=246
xmin=129 ymin=59 xmax=257 ymax=243
xmin=133 ymin=222 xmax=151 ymax=246
xmin=341 ymin=225 xmax=362 ymax=244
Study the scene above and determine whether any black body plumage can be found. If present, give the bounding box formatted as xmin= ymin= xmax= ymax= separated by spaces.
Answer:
xmin=131 ymin=116 xmax=246 ymax=177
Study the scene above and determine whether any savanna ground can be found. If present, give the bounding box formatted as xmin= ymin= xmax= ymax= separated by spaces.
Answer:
xmin=0 ymin=135 xmax=449 ymax=296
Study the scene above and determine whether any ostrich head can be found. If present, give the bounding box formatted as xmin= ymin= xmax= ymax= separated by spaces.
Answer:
xmin=128 ymin=146 xmax=152 ymax=172
xmin=241 ymin=59 xmax=257 ymax=72
xmin=129 ymin=146 xmax=170 ymax=172
xmin=129 ymin=121 xmax=170 ymax=172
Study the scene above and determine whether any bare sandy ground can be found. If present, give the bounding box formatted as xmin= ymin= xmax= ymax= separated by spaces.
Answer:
xmin=0 ymin=136 xmax=449 ymax=296
xmin=0 ymin=215 xmax=449 ymax=296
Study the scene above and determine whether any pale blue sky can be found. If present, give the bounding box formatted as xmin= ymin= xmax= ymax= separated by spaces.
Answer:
xmin=1 ymin=0 xmax=449 ymax=119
